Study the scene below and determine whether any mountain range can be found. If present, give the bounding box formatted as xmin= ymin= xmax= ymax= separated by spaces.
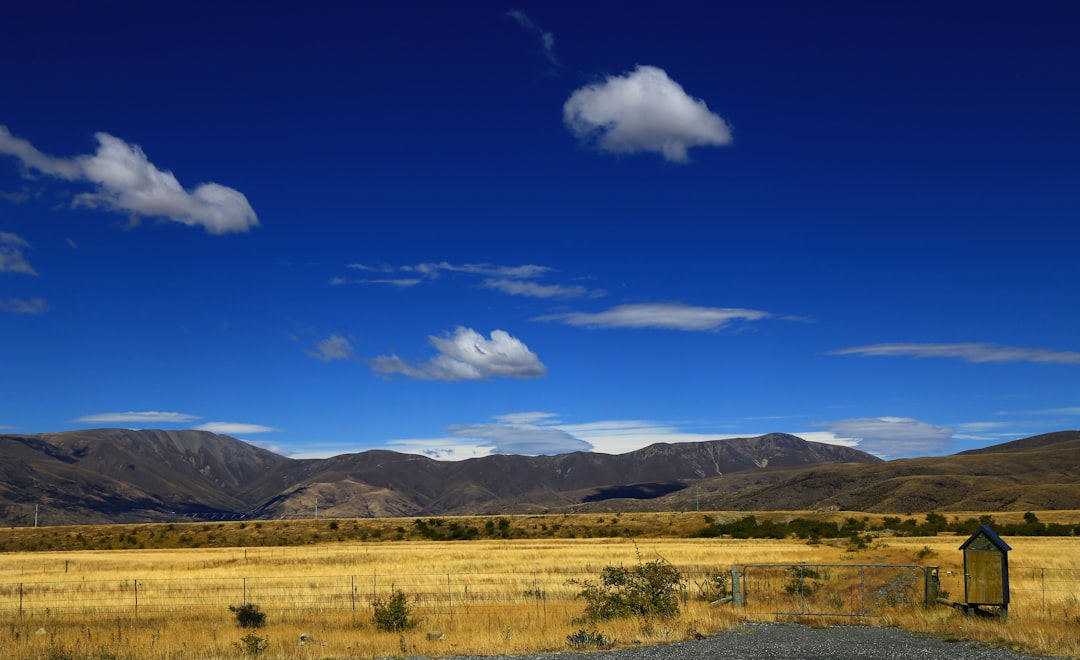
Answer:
xmin=1 ymin=429 xmax=1077 ymax=526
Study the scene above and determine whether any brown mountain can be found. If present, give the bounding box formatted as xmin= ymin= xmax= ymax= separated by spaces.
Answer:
xmin=631 ymin=430 xmax=1080 ymax=514
xmin=0 ymin=429 xmax=876 ymax=525
xmin=1 ymin=428 xmax=1076 ymax=526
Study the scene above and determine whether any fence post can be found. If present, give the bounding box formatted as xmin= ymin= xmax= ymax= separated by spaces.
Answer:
xmin=731 ymin=566 xmax=743 ymax=607
xmin=351 ymin=575 xmax=356 ymax=611
xmin=19 ymin=582 xmax=23 ymax=617
xmin=924 ymin=567 xmax=939 ymax=605
xmin=134 ymin=579 xmax=139 ymax=616
xmin=243 ymin=577 xmax=247 ymax=605
xmin=447 ymin=573 xmax=453 ymax=619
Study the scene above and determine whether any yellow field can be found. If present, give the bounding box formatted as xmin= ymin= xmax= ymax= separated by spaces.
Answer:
xmin=0 ymin=514 xmax=1077 ymax=659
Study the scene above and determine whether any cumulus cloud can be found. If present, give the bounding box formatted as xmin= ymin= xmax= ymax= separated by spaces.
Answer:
xmin=563 ymin=65 xmax=732 ymax=162
xmin=0 ymin=297 xmax=47 ymax=314
xmin=506 ymin=9 xmax=559 ymax=68
xmin=0 ymin=232 xmax=37 ymax=275
xmin=305 ymin=333 xmax=357 ymax=362
xmin=830 ymin=342 xmax=1080 ymax=365
xmin=450 ymin=422 xmax=590 ymax=455
xmin=816 ymin=417 xmax=954 ymax=458
xmin=73 ymin=411 xmax=200 ymax=424
xmin=0 ymin=125 xmax=258 ymax=234
xmin=194 ymin=422 xmax=279 ymax=435
xmin=536 ymin=302 xmax=770 ymax=331
xmin=481 ymin=277 xmax=603 ymax=299
xmin=371 ymin=326 xmax=547 ymax=381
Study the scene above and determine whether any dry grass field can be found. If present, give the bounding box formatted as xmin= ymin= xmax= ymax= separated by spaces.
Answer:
xmin=1 ymin=512 xmax=1077 ymax=659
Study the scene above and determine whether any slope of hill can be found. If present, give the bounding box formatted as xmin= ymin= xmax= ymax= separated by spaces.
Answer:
xmin=1 ymin=429 xmax=1077 ymax=525
xmin=616 ymin=430 xmax=1080 ymax=514
xmin=0 ymin=430 xmax=877 ymax=524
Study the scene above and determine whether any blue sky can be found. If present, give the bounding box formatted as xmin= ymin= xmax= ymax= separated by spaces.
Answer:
xmin=1 ymin=1 xmax=1077 ymax=460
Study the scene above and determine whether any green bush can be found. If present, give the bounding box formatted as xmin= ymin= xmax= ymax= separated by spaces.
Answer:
xmin=566 ymin=629 xmax=612 ymax=649
xmin=571 ymin=553 xmax=682 ymax=621
xmin=229 ymin=603 xmax=267 ymax=629
xmin=372 ymin=589 xmax=416 ymax=631
xmin=234 ymin=632 xmax=268 ymax=656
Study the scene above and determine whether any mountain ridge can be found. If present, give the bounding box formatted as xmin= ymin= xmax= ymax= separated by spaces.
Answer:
xmin=1 ymin=429 xmax=1077 ymax=525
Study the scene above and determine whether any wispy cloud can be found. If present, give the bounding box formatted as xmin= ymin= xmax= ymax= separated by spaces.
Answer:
xmin=0 ymin=125 xmax=258 ymax=234
xmin=340 ymin=261 xmax=603 ymax=298
xmin=535 ymin=302 xmax=770 ymax=331
xmin=305 ymin=333 xmax=357 ymax=362
xmin=506 ymin=9 xmax=559 ymax=69
xmin=563 ymin=65 xmax=732 ymax=162
xmin=372 ymin=326 xmax=547 ymax=381
xmin=493 ymin=411 xmax=560 ymax=425
xmin=0 ymin=232 xmax=37 ymax=275
xmin=830 ymin=342 xmax=1080 ymax=365
xmin=814 ymin=417 xmax=954 ymax=458
xmin=0 ymin=297 xmax=47 ymax=314
xmin=73 ymin=411 xmax=200 ymax=425
xmin=481 ymin=278 xmax=603 ymax=299
xmin=449 ymin=422 xmax=590 ymax=455
xmin=194 ymin=422 xmax=279 ymax=435
xmin=335 ymin=278 xmax=422 ymax=287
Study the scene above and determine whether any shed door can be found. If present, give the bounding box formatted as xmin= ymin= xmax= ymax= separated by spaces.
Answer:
xmin=966 ymin=550 xmax=1004 ymax=605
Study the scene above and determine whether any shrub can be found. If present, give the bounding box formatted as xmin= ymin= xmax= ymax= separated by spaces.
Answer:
xmin=372 ymin=589 xmax=416 ymax=632
xmin=571 ymin=552 xmax=682 ymax=621
xmin=566 ymin=629 xmax=612 ymax=649
xmin=229 ymin=603 xmax=267 ymax=629
xmin=234 ymin=632 xmax=268 ymax=656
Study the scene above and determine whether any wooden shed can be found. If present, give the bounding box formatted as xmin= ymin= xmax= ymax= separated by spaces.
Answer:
xmin=959 ymin=525 xmax=1011 ymax=611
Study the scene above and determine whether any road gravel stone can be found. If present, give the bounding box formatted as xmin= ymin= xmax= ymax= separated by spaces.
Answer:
xmin=432 ymin=622 xmax=1064 ymax=660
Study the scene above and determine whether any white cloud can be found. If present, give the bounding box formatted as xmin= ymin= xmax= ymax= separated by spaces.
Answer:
xmin=830 ymin=342 xmax=1080 ymax=365
xmin=305 ymin=333 xmax=356 ymax=362
xmin=0 ymin=297 xmax=47 ymax=314
xmin=555 ymin=419 xmax=729 ymax=454
xmin=194 ymin=422 xmax=279 ymax=435
xmin=563 ymin=65 xmax=732 ymax=162
xmin=362 ymin=278 xmax=423 ymax=287
xmin=494 ymin=411 xmax=560 ymax=424
xmin=384 ymin=438 xmax=495 ymax=462
xmin=815 ymin=417 xmax=954 ymax=458
xmin=506 ymin=9 xmax=559 ymax=68
xmin=371 ymin=327 xmax=547 ymax=381
xmin=536 ymin=302 xmax=770 ymax=331
xmin=450 ymin=423 xmax=591 ymax=455
xmin=73 ymin=411 xmax=201 ymax=424
xmin=481 ymin=278 xmax=603 ymax=299
xmin=0 ymin=232 xmax=37 ymax=275
xmin=399 ymin=262 xmax=552 ymax=280
xmin=0 ymin=125 xmax=258 ymax=234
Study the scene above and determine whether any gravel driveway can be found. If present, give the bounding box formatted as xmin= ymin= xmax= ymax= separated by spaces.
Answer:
xmin=455 ymin=623 xmax=1064 ymax=660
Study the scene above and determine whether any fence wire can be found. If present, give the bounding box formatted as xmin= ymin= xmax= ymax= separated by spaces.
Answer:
xmin=1 ymin=566 xmax=1075 ymax=621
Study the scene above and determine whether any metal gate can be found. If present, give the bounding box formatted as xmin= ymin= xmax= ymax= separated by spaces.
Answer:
xmin=739 ymin=563 xmax=929 ymax=617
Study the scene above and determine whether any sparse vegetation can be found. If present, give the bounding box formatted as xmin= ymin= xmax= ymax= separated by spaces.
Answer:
xmin=566 ymin=629 xmax=612 ymax=648
xmin=234 ymin=632 xmax=269 ymax=656
xmin=229 ymin=602 xmax=267 ymax=628
xmin=372 ymin=588 xmax=416 ymax=631
xmin=0 ymin=513 xmax=1078 ymax=659
xmin=571 ymin=548 xmax=683 ymax=621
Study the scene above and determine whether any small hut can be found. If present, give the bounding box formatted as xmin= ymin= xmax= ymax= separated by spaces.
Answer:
xmin=958 ymin=525 xmax=1011 ymax=614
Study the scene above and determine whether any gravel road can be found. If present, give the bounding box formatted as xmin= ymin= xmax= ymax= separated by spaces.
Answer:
xmin=448 ymin=623 xmax=1065 ymax=660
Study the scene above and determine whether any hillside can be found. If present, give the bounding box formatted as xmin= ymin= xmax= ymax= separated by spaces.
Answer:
xmin=0 ymin=429 xmax=875 ymax=525
xmin=1 ymin=429 xmax=1078 ymax=525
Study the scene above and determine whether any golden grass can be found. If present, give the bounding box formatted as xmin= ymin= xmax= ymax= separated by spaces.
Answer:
xmin=1 ymin=513 xmax=1077 ymax=659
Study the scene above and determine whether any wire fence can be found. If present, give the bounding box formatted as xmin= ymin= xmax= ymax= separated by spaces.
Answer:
xmin=1 ymin=566 xmax=1076 ymax=621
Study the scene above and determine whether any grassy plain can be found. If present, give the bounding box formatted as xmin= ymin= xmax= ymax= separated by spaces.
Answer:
xmin=0 ymin=512 xmax=1078 ymax=659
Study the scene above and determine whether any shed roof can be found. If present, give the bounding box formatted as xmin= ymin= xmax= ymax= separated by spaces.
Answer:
xmin=959 ymin=525 xmax=1012 ymax=552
